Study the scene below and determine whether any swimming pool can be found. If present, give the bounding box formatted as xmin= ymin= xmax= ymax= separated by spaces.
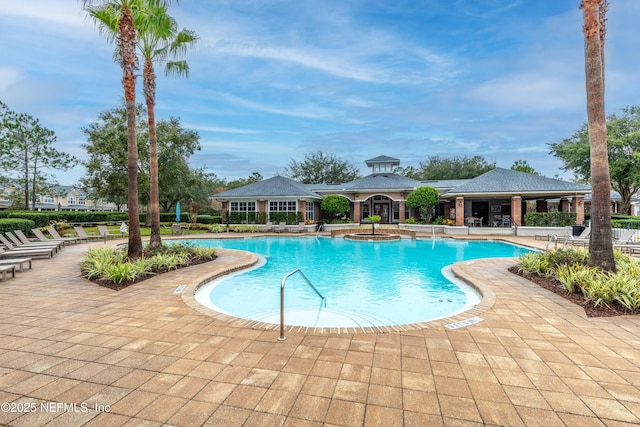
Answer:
xmin=190 ymin=237 xmax=531 ymax=329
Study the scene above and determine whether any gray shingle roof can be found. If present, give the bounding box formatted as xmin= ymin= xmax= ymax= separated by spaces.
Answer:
xmin=445 ymin=168 xmax=591 ymax=196
xmin=340 ymin=173 xmax=422 ymax=190
xmin=215 ymin=176 xmax=323 ymax=199
xmin=365 ymin=155 xmax=400 ymax=165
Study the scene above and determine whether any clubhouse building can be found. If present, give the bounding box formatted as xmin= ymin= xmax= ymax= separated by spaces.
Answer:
xmin=214 ymin=155 xmax=591 ymax=227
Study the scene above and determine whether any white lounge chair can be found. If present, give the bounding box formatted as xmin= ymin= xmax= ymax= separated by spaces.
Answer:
xmin=0 ymin=264 xmax=15 ymax=282
xmin=32 ymin=228 xmax=75 ymax=246
xmin=7 ymin=231 xmax=63 ymax=250
xmin=0 ymin=234 xmax=59 ymax=254
xmin=0 ymin=245 xmax=55 ymax=259
xmin=73 ymin=226 xmax=102 ymax=241
xmin=0 ymin=258 xmax=32 ymax=272
xmin=47 ymin=227 xmax=84 ymax=244
xmin=273 ymin=222 xmax=286 ymax=233
xmin=290 ymin=222 xmax=306 ymax=233
xmin=97 ymin=225 xmax=121 ymax=240
xmin=258 ymin=222 xmax=273 ymax=232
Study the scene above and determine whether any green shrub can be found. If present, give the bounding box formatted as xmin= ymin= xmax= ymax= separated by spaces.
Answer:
xmin=195 ymin=215 xmax=222 ymax=224
xmin=0 ymin=218 xmax=36 ymax=235
xmin=209 ymin=224 xmax=227 ymax=233
xmin=321 ymin=195 xmax=351 ymax=218
xmin=269 ymin=211 xmax=302 ymax=225
xmin=524 ymin=212 xmax=577 ymax=227
xmin=517 ymin=249 xmax=640 ymax=312
xmin=81 ymin=243 xmax=216 ymax=287
xmin=230 ymin=225 xmax=259 ymax=233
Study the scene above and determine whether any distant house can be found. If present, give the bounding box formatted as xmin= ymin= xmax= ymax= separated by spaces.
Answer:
xmin=214 ymin=155 xmax=592 ymax=226
xmin=0 ymin=182 xmax=120 ymax=211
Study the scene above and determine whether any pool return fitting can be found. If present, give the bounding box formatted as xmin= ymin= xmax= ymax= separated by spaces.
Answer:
xmin=279 ymin=269 xmax=326 ymax=341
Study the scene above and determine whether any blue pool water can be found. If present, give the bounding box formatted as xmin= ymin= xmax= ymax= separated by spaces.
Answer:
xmin=189 ymin=237 xmax=531 ymax=328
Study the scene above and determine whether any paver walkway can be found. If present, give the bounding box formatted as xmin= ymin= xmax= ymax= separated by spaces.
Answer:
xmin=0 ymin=236 xmax=639 ymax=426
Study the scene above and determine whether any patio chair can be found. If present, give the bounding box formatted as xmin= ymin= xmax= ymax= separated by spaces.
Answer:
xmin=0 ymin=245 xmax=55 ymax=259
xmin=47 ymin=227 xmax=84 ymax=244
xmin=97 ymin=225 xmax=121 ymax=240
xmin=0 ymin=257 xmax=32 ymax=272
xmin=257 ymin=222 xmax=273 ymax=232
xmin=273 ymin=222 xmax=286 ymax=233
xmin=73 ymin=226 xmax=101 ymax=241
xmin=1 ymin=233 xmax=61 ymax=252
xmin=474 ymin=217 xmax=484 ymax=227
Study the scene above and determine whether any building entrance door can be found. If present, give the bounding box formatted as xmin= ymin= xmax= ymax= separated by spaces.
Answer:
xmin=373 ymin=203 xmax=390 ymax=223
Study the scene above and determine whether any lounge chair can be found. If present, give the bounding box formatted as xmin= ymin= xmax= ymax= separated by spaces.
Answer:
xmin=32 ymin=228 xmax=75 ymax=246
xmin=613 ymin=229 xmax=639 ymax=253
xmin=0 ymin=245 xmax=55 ymax=259
xmin=568 ymin=227 xmax=591 ymax=247
xmin=257 ymin=222 xmax=273 ymax=232
xmin=97 ymin=225 xmax=121 ymax=240
xmin=73 ymin=226 xmax=101 ymax=241
xmin=273 ymin=222 xmax=286 ymax=233
xmin=290 ymin=222 xmax=306 ymax=233
xmin=0 ymin=234 xmax=59 ymax=254
xmin=614 ymin=229 xmax=637 ymax=244
xmin=47 ymin=227 xmax=84 ymax=244
xmin=0 ymin=258 xmax=32 ymax=272
xmin=171 ymin=224 xmax=183 ymax=236
xmin=0 ymin=264 xmax=15 ymax=282
xmin=7 ymin=231 xmax=63 ymax=250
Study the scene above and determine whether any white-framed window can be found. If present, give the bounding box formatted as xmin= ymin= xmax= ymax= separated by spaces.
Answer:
xmin=78 ymin=197 xmax=86 ymax=205
xmin=269 ymin=201 xmax=296 ymax=212
xmin=67 ymin=197 xmax=76 ymax=205
xmin=43 ymin=195 xmax=54 ymax=204
xmin=230 ymin=201 xmax=256 ymax=212
xmin=306 ymin=202 xmax=314 ymax=221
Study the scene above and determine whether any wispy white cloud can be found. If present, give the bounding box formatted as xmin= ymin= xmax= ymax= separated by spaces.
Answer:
xmin=189 ymin=124 xmax=263 ymax=135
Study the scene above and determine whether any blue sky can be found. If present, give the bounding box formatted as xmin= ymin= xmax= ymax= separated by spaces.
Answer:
xmin=1 ymin=0 xmax=639 ymax=185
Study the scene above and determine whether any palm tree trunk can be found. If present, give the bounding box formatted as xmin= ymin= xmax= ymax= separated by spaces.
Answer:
xmin=581 ymin=0 xmax=615 ymax=271
xmin=120 ymin=5 xmax=142 ymax=259
xmin=144 ymin=58 xmax=162 ymax=249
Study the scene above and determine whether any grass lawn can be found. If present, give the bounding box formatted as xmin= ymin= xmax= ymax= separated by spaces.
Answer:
xmin=61 ymin=224 xmax=210 ymax=238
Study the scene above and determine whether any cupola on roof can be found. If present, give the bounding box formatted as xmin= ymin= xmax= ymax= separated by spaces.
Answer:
xmin=364 ymin=155 xmax=400 ymax=173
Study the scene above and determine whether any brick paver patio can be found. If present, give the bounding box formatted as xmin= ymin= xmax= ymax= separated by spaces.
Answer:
xmin=0 ymin=235 xmax=639 ymax=426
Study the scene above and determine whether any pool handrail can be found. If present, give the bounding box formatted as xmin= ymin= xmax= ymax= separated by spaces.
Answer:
xmin=279 ymin=268 xmax=326 ymax=341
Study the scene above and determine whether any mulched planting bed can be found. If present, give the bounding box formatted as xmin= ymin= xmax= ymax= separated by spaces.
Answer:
xmin=89 ymin=256 xmax=217 ymax=291
xmin=508 ymin=266 xmax=635 ymax=318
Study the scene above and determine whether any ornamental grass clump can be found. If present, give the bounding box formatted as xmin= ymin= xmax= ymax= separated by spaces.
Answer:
xmin=81 ymin=242 xmax=216 ymax=289
xmin=517 ymin=248 xmax=640 ymax=313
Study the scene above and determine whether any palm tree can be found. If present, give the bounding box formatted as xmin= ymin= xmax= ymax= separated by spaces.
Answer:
xmin=84 ymin=0 xmax=145 ymax=259
xmin=137 ymin=3 xmax=197 ymax=249
xmin=581 ymin=0 xmax=615 ymax=272
xmin=84 ymin=0 xmax=183 ymax=258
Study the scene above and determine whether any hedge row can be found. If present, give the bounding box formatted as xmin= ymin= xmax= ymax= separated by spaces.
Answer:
xmin=0 ymin=219 xmax=36 ymax=235
xmin=2 ymin=211 xmax=129 ymax=227
xmin=524 ymin=212 xmax=577 ymax=227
